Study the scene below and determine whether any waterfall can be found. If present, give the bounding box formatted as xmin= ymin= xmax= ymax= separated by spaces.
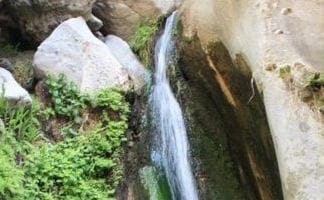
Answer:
xmin=149 ymin=11 xmax=199 ymax=200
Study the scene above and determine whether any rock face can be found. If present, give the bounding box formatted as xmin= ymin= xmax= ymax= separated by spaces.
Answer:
xmin=33 ymin=17 xmax=130 ymax=93
xmin=176 ymin=38 xmax=282 ymax=200
xmin=105 ymin=35 xmax=150 ymax=92
xmin=93 ymin=0 xmax=178 ymax=41
xmin=5 ymin=0 xmax=101 ymax=45
xmin=0 ymin=68 xmax=32 ymax=106
xmin=178 ymin=0 xmax=324 ymax=199
xmin=0 ymin=2 xmax=17 ymax=44
xmin=0 ymin=58 xmax=13 ymax=72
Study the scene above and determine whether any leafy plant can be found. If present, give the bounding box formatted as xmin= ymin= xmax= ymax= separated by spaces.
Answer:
xmin=129 ymin=19 xmax=159 ymax=68
xmin=0 ymin=92 xmax=39 ymax=200
xmin=0 ymin=77 xmax=131 ymax=200
xmin=303 ymin=73 xmax=324 ymax=88
xmin=0 ymin=132 xmax=24 ymax=200
xmin=23 ymin=112 xmax=128 ymax=199
xmin=92 ymin=88 xmax=130 ymax=121
xmin=45 ymin=74 xmax=89 ymax=123
xmin=0 ymin=92 xmax=41 ymax=145
xmin=279 ymin=65 xmax=291 ymax=80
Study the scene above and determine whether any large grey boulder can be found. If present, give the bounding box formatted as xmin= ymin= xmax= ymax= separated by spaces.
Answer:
xmin=105 ymin=35 xmax=151 ymax=92
xmin=33 ymin=17 xmax=130 ymax=93
xmin=0 ymin=68 xmax=32 ymax=106
xmin=5 ymin=0 xmax=102 ymax=45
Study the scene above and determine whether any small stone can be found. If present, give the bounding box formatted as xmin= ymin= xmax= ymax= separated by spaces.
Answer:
xmin=128 ymin=141 xmax=135 ymax=148
xmin=0 ymin=58 xmax=13 ymax=72
xmin=281 ymin=8 xmax=292 ymax=15
xmin=86 ymin=14 xmax=103 ymax=32
xmin=319 ymin=106 xmax=324 ymax=115
xmin=274 ymin=29 xmax=284 ymax=35
xmin=265 ymin=63 xmax=277 ymax=71
xmin=300 ymin=89 xmax=313 ymax=103
xmin=294 ymin=62 xmax=305 ymax=69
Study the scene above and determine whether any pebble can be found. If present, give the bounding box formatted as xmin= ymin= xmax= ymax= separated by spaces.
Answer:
xmin=265 ymin=63 xmax=277 ymax=71
xmin=281 ymin=8 xmax=292 ymax=15
xmin=274 ymin=29 xmax=284 ymax=35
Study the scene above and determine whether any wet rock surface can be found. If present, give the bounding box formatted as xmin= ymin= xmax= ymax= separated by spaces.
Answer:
xmin=174 ymin=34 xmax=283 ymax=200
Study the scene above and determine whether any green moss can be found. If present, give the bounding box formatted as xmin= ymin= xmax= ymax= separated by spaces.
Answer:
xmin=139 ymin=166 xmax=172 ymax=200
xmin=12 ymin=58 xmax=34 ymax=90
xmin=129 ymin=19 xmax=159 ymax=69
xmin=303 ymin=73 xmax=324 ymax=112
xmin=279 ymin=65 xmax=291 ymax=80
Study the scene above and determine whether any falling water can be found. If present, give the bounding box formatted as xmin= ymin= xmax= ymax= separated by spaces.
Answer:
xmin=149 ymin=11 xmax=199 ymax=200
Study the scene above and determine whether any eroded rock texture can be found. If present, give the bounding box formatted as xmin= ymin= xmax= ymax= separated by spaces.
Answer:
xmin=4 ymin=0 xmax=101 ymax=45
xmin=178 ymin=0 xmax=324 ymax=199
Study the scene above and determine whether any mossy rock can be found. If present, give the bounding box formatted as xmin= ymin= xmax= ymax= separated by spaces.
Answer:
xmin=139 ymin=166 xmax=172 ymax=200
xmin=10 ymin=51 xmax=35 ymax=90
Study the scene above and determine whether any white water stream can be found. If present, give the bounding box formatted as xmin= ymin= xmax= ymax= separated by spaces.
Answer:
xmin=149 ymin=11 xmax=199 ymax=200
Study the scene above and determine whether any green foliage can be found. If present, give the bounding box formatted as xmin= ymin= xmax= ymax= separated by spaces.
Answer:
xmin=0 ymin=79 xmax=130 ymax=200
xmin=0 ymin=132 xmax=24 ymax=200
xmin=130 ymin=19 xmax=159 ymax=68
xmin=303 ymin=73 xmax=324 ymax=112
xmin=279 ymin=65 xmax=291 ymax=80
xmin=23 ymin=97 xmax=129 ymax=199
xmin=23 ymin=131 xmax=121 ymax=199
xmin=304 ymin=73 xmax=324 ymax=88
xmin=92 ymin=88 xmax=130 ymax=120
xmin=0 ymin=93 xmax=41 ymax=146
xmin=0 ymin=93 xmax=40 ymax=200
xmin=45 ymin=74 xmax=90 ymax=123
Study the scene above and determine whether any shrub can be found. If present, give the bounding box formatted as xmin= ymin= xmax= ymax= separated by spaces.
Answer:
xmin=129 ymin=19 xmax=159 ymax=68
xmin=0 ymin=76 xmax=130 ymax=200
xmin=0 ymin=93 xmax=39 ymax=200
xmin=304 ymin=73 xmax=324 ymax=88
xmin=92 ymin=88 xmax=130 ymax=121
xmin=45 ymin=74 xmax=90 ymax=123
xmin=0 ymin=92 xmax=41 ymax=147
xmin=0 ymin=133 xmax=24 ymax=200
xmin=23 ymin=98 xmax=129 ymax=199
